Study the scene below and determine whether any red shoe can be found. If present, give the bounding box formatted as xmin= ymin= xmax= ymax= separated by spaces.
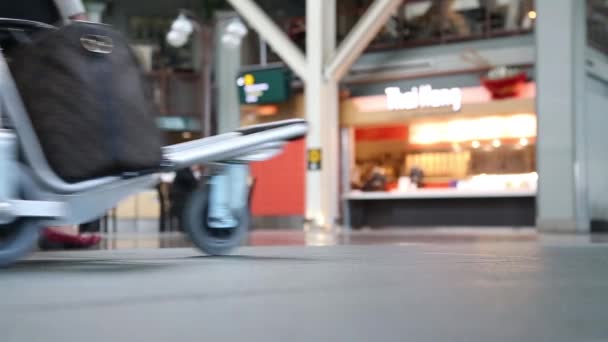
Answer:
xmin=39 ymin=228 xmax=102 ymax=250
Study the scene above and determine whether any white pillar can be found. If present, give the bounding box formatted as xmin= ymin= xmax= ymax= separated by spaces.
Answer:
xmin=535 ymin=0 xmax=589 ymax=232
xmin=305 ymin=0 xmax=399 ymax=230
xmin=305 ymin=0 xmax=338 ymax=229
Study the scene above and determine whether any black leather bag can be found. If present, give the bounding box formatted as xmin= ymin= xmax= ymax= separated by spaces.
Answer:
xmin=7 ymin=21 xmax=163 ymax=182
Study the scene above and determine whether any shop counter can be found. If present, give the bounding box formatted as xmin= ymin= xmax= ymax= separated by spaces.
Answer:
xmin=343 ymin=188 xmax=536 ymax=229
xmin=345 ymin=188 xmax=536 ymax=200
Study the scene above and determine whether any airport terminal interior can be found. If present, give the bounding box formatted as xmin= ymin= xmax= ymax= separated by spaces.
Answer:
xmin=1 ymin=0 xmax=608 ymax=341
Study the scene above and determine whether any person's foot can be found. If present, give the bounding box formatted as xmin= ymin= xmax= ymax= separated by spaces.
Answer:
xmin=39 ymin=228 xmax=102 ymax=250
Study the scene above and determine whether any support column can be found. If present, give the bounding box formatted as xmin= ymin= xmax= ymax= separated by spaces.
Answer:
xmin=214 ymin=12 xmax=243 ymax=134
xmin=535 ymin=0 xmax=589 ymax=232
xmin=305 ymin=0 xmax=338 ymax=229
xmin=305 ymin=0 xmax=399 ymax=230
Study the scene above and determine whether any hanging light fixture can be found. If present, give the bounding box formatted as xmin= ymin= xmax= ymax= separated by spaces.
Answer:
xmin=221 ymin=18 xmax=248 ymax=48
xmin=166 ymin=13 xmax=195 ymax=48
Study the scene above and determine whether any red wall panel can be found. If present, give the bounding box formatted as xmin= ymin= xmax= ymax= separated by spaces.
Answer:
xmin=249 ymin=139 xmax=305 ymax=216
xmin=355 ymin=125 xmax=409 ymax=141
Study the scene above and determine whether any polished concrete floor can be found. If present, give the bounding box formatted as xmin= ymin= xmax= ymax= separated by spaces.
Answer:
xmin=2 ymin=229 xmax=608 ymax=342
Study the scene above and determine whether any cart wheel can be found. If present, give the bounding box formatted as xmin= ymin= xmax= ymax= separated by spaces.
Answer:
xmin=183 ymin=181 xmax=250 ymax=256
xmin=0 ymin=219 xmax=40 ymax=267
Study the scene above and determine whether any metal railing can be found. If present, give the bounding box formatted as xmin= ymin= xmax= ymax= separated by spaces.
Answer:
xmin=255 ymin=0 xmax=536 ymax=65
xmin=351 ymin=0 xmax=536 ymax=52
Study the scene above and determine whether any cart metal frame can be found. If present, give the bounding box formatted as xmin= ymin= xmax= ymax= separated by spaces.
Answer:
xmin=0 ymin=18 xmax=307 ymax=262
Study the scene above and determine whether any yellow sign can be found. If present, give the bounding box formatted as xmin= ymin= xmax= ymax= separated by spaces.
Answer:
xmin=307 ymin=149 xmax=321 ymax=171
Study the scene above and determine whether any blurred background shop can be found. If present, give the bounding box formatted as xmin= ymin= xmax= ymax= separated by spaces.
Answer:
xmin=237 ymin=0 xmax=539 ymax=228
xmin=234 ymin=0 xmax=608 ymax=232
xmin=342 ymin=68 xmax=537 ymax=227
xmin=80 ymin=0 xmax=608 ymax=233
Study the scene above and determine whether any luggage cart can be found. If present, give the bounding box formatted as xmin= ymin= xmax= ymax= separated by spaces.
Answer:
xmin=0 ymin=19 xmax=308 ymax=266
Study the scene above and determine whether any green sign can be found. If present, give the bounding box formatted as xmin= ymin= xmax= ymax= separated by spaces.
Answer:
xmin=237 ymin=67 xmax=291 ymax=104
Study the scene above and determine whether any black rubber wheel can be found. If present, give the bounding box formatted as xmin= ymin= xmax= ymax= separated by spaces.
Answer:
xmin=183 ymin=180 xmax=249 ymax=255
xmin=0 ymin=218 xmax=40 ymax=267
